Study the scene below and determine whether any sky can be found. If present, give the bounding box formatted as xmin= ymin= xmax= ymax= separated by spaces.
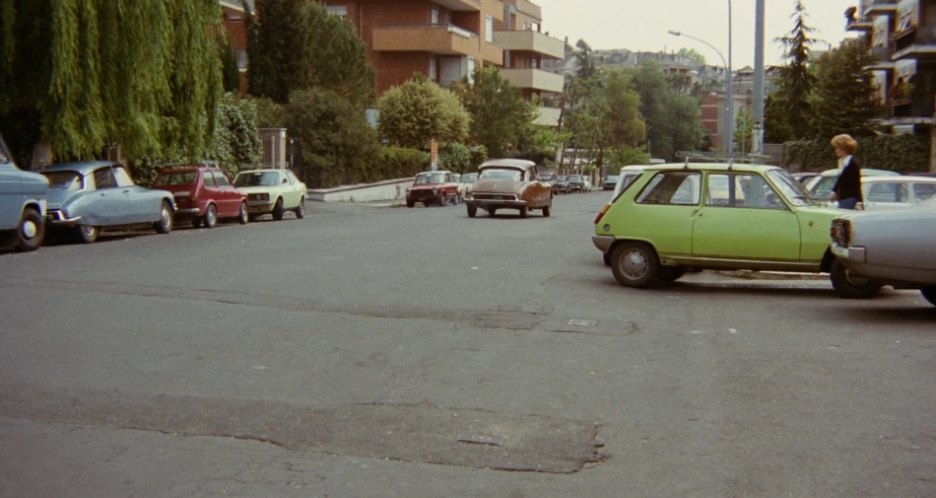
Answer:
xmin=531 ymin=0 xmax=858 ymax=68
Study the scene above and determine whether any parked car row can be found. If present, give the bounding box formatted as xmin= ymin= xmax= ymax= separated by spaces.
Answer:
xmin=404 ymin=160 xmax=553 ymax=218
xmin=591 ymin=161 xmax=936 ymax=306
xmin=0 ymin=137 xmax=306 ymax=252
xmin=551 ymin=174 xmax=592 ymax=194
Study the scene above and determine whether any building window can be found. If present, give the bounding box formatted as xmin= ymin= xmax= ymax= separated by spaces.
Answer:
xmin=429 ymin=57 xmax=438 ymax=81
xmin=431 ymin=7 xmax=440 ymax=25
xmin=485 ymin=16 xmax=494 ymax=42
xmin=326 ymin=5 xmax=347 ymax=19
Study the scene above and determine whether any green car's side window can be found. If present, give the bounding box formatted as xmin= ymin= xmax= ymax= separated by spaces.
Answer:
xmin=635 ymin=172 xmax=700 ymax=205
xmin=706 ymin=173 xmax=785 ymax=210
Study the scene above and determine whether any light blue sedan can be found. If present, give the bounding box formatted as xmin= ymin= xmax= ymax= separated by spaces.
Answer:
xmin=42 ymin=161 xmax=175 ymax=243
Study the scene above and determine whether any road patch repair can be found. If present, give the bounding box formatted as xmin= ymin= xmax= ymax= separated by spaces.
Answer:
xmin=1 ymin=385 xmax=605 ymax=473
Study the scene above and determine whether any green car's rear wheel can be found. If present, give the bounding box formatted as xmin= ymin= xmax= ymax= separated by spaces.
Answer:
xmin=611 ymin=242 xmax=659 ymax=288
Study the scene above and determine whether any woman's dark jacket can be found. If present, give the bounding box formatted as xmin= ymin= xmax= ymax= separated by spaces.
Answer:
xmin=833 ymin=157 xmax=862 ymax=201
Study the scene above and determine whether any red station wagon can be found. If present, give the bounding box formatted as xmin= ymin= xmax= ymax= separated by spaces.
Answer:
xmin=153 ymin=164 xmax=248 ymax=228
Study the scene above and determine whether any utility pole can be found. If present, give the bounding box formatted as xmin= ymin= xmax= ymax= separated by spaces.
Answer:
xmin=753 ymin=0 xmax=765 ymax=155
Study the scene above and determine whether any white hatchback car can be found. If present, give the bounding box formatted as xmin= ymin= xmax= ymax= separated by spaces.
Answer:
xmin=861 ymin=175 xmax=936 ymax=209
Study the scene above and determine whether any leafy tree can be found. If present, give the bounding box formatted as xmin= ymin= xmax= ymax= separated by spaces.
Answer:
xmin=246 ymin=0 xmax=374 ymax=106
xmin=574 ymin=39 xmax=597 ymax=79
xmin=677 ymin=48 xmax=706 ymax=65
xmin=627 ymin=61 xmax=703 ymax=160
xmin=734 ymin=107 xmax=754 ymax=155
xmin=0 ymin=0 xmax=222 ymax=163
xmin=453 ymin=67 xmax=535 ymax=158
xmin=768 ymin=0 xmax=817 ymax=141
xmin=607 ymin=146 xmax=651 ymax=171
xmin=212 ymin=93 xmax=261 ymax=177
xmin=809 ymin=39 xmax=881 ymax=139
xmin=377 ymin=74 xmax=469 ymax=148
xmin=252 ymin=97 xmax=288 ymax=128
xmin=286 ymin=87 xmax=378 ymax=187
xmin=219 ymin=32 xmax=241 ymax=93
xmin=438 ymin=142 xmax=473 ymax=172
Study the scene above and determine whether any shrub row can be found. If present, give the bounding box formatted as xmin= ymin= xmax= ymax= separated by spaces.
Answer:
xmin=784 ymin=134 xmax=930 ymax=173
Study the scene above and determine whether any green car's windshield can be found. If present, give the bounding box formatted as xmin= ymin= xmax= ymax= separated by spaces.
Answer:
xmin=767 ymin=169 xmax=815 ymax=206
xmin=235 ymin=172 xmax=280 ymax=187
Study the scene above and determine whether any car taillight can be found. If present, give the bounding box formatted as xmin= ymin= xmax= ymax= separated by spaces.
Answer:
xmin=594 ymin=204 xmax=611 ymax=224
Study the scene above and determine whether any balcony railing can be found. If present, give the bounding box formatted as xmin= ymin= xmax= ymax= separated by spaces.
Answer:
xmin=863 ymin=0 xmax=897 ymax=16
xmin=499 ymin=68 xmax=564 ymax=93
xmin=493 ymin=30 xmax=565 ymax=59
xmin=373 ymin=24 xmax=479 ymax=56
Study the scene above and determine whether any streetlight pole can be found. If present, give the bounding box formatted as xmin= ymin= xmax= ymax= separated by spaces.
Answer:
xmin=669 ymin=1 xmax=733 ymax=157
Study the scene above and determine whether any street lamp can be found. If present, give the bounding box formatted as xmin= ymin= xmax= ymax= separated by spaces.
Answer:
xmin=669 ymin=22 xmax=733 ymax=157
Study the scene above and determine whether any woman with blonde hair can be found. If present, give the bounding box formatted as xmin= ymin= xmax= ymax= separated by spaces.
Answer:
xmin=830 ymin=134 xmax=862 ymax=209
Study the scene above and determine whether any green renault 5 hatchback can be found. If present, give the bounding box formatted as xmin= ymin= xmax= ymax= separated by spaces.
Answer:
xmin=591 ymin=161 xmax=882 ymax=298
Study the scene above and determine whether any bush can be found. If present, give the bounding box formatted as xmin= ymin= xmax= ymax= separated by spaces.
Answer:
xmin=439 ymin=142 xmax=472 ymax=173
xmin=376 ymin=146 xmax=430 ymax=179
xmin=784 ymin=134 xmax=929 ymax=172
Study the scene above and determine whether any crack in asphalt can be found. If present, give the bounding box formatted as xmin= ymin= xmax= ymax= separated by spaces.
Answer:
xmin=5 ymin=278 xmax=640 ymax=337
xmin=0 ymin=385 xmax=606 ymax=474
xmin=4 ymin=278 xmax=547 ymax=332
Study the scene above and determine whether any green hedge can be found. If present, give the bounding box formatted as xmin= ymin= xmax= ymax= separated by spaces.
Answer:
xmin=376 ymin=146 xmax=430 ymax=179
xmin=784 ymin=134 xmax=930 ymax=172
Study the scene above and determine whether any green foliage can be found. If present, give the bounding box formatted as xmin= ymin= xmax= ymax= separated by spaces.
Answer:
xmin=809 ymin=39 xmax=881 ymax=139
xmin=219 ymin=32 xmax=240 ymax=93
xmin=626 ymin=61 xmax=703 ymax=160
xmin=211 ymin=93 xmax=262 ymax=178
xmin=0 ymin=0 xmax=222 ymax=162
xmin=252 ymin=97 xmax=288 ymax=128
xmin=377 ymin=146 xmax=430 ymax=178
xmin=607 ymin=146 xmax=651 ymax=171
xmin=518 ymin=125 xmax=565 ymax=160
xmin=246 ymin=0 xmax=374 ymax=106
xmin=438 ymin=142 xmax=472 ymax=173
xmin=734 ymin=108 xmax=753 ymax=154
xmin=286 ymin=87 xmax=378 ymax=187
xmin=784 ymin=135 xmax=929 ymax=172
xmin=453 ymin=67 xmax=536 ymax=158
xmin=677 ymin=48 xmax=706 ymax=65
xmin=378 ymin=74 xmax=469 ymax=148
xmin=769 ymin=0 xmax=817 ymax=141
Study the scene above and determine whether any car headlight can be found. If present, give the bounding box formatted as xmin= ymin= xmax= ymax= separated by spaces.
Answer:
xmin=830 ymin=219 xmax=851 ymax=247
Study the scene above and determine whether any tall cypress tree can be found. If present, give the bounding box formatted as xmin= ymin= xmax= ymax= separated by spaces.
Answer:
xmin=770 ymin=0 xmax=817 ymax=141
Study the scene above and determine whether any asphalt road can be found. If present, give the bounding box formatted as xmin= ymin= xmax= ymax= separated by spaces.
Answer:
xmin=1 ymin=191 xmax=934 ymax=497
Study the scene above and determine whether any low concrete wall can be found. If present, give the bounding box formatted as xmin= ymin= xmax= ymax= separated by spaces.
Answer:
xmin=307 ymin=178 xmax=412 ymax=204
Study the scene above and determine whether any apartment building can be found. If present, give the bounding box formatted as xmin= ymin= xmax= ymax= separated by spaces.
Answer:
xmin=320 ymin=0 xmax=564 ymax=125
xmin=494 ymin=0 xmax=566 ymax=125
xmin=848 ymin=0 xmax=936 ymax=168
